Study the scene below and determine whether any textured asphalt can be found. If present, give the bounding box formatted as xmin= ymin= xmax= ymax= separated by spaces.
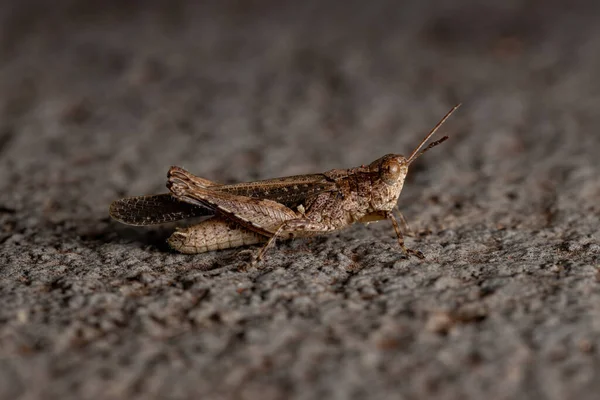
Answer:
xmin=0 ymin=1 xmax=599 ymax=399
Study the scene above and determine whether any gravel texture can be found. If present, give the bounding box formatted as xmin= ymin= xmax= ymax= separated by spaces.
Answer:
xmin=1 ymin=1 xmax=599 ymax=399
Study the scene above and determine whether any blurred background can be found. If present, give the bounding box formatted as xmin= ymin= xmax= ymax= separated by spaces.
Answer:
xmin=1 ymin=0 xmax=598 ymax=219
xmin=0 ymin=1 xmax=599 ymax=399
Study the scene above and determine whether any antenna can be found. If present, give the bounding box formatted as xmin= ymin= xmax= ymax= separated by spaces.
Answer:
xmin=407 ymin=104 xmax=461 ymax=165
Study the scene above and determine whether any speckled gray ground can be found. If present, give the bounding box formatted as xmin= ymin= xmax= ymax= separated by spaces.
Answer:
xmin=1 ymin=1 xmax=599 ymax=399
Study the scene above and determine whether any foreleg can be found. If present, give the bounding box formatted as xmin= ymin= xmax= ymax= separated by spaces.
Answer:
xmin=386 ymin=211 xmax=424 ymax=259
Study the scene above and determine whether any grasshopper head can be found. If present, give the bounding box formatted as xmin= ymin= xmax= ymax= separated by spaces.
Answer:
xmin=373 ymin=104 xmax=460 ymax=187
xmin=364 ymin=105 xmax=459 ymax=212
xmin=370 ymin=154 xmax=409 ymax=186
xmin=366 ymin=154 xmax=412 ymax=212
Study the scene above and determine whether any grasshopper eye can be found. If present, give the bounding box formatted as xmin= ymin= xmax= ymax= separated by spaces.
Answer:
xmin=380 ymin=158 xmax=405 ymax=185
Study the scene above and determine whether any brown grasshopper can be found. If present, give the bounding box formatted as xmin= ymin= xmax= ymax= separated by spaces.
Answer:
xmin=110 ymin=105 xmax=459 ymax=264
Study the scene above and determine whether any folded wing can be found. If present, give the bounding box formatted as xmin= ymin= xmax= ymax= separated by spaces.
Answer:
xmin=109 ymin=193 xmax=213 ymax=226
xmin=110 ymin=168 xmax=337 ymax=226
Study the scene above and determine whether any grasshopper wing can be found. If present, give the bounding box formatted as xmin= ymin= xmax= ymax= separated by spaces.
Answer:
xmin=110 ymin=169 xmax=337 ymax=226
xmin=109 ymin=193 xmax=214 ymax=226
xmin=217 ymin=173 xmax=336 ymax=209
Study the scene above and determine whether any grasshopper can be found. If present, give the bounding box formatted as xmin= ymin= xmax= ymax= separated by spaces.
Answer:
xmin=110 ymin=105 xmax=459 ymax=264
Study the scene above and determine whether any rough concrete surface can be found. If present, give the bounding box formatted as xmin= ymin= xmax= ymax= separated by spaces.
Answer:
xmin=0 ymin=1 xmax=599 ymax=399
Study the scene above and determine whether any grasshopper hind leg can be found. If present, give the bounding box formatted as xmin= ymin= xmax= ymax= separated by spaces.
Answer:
xmin=168 ymin=217 xmax=268 ymax=254
xmin=251 ymin=219 xmax=334 ymax=266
